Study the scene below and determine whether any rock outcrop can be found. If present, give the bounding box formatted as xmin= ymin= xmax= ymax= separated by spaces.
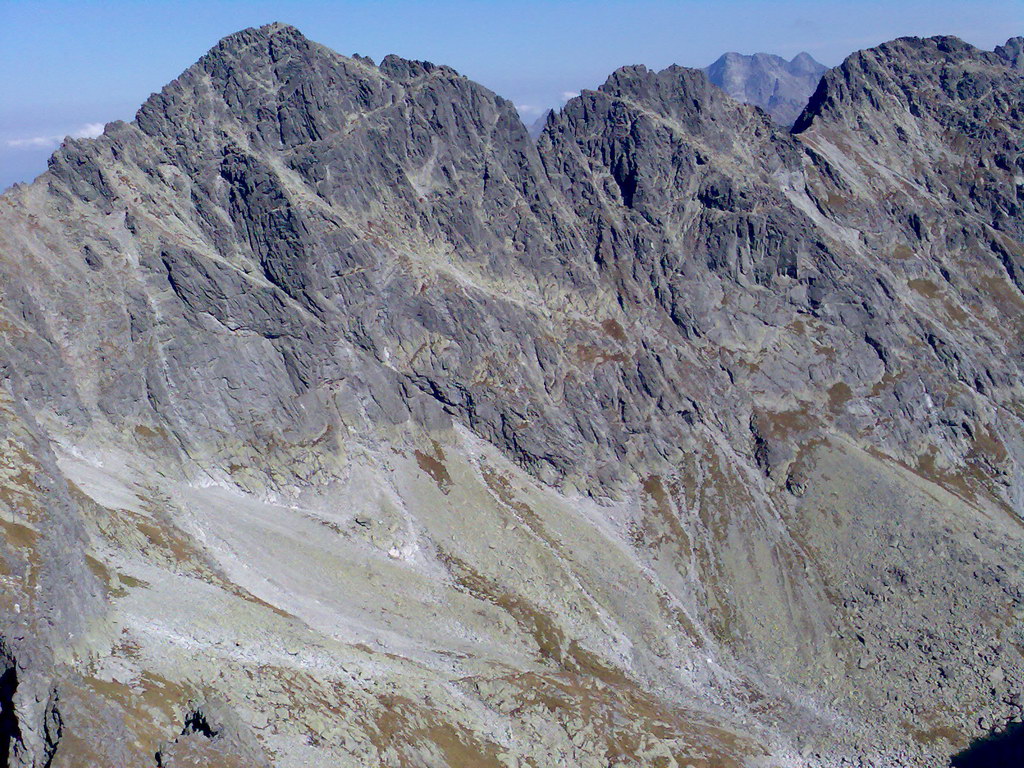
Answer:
xmin=0 ymin=23 xmax=1022 ymax=768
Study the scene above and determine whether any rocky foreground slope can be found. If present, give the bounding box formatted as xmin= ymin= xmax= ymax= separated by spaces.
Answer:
xmin=0 ymin=24 xmax=1022 ymax=768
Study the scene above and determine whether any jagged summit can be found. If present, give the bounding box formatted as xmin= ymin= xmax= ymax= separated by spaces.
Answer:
xmin=996 ymin=34 xmax=1024 ymax=68
xmin=1 ymin=23 xmax=1023 ymax=768
xmin=122 ymin=22 xmax=469 ymax=160
xmin=258 ymin=20 xmax=302 ymax=35
xmin=187 ymin=21 xmax=315 ymax=73
xmin=378 ymin=53 xmax=461 ymax=80
xmin=44 ymin=23 xmax=318 ymax=158
xmin=792 ymin=35 xmax=1024 ymax=144
xmin=595 ymin=62 xmax=735 ymax=119
xmin=788 ymin=51 xmax=821 ymax=71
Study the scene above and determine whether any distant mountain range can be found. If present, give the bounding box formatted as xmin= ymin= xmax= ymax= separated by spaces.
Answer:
xmin=704 ymin=50 xmax=827 ymax=125
xmin=527 ymin=50 xmax=827 ymax=135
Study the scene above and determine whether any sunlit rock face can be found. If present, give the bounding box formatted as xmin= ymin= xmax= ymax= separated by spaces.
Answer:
xmin=0 ymin=23 xmax=1022 ymax=768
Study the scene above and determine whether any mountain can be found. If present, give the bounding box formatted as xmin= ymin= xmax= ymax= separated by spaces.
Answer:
xmin=705 ymin=50 xmax=827 ymax=124
xmin=1 ymin=23 xmax=1022 ymax=768
xmin=996 ymin=35 xmax=1024 ymax=68
xmin=527 ymin=109 xmax=551 ymax=139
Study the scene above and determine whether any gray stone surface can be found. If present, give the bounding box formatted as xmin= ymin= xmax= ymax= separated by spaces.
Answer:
xmin=0 ymin=22 xmax=1022 ymax=768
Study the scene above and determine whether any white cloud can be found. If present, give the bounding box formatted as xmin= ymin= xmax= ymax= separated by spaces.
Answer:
xmin=560 ymin=91 xmax=580 ymax=102
xmin=6 ymin=136 xmax=58 ymax=149
xmin=6 ymin=122 xmax=105 ymax=150
xmin=71 ymin=122 xmax=104 ymax=139
xmin=516 ymin=104 xmax=544 ymax=116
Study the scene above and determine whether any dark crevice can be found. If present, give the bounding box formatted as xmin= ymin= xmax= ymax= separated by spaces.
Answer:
xmin=610 ymin=156 xmax=638 ymax=208
xmin=154 ymin=703 xmax=221 ymax=767
xmin=41 ymin=692 xmax=62 ymax=768
xmin=182 ymin=708 xmax=219 ymax=739
xmin=950 ymin=721 xmax=1024 ymax=767
xmin=0 ymin=664 xmax=21 ymax=768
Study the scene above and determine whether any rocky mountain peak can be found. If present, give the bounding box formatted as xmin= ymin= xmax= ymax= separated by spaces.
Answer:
xmin=377 ymin=53 xmax=459 ymax=80
xmin=586 ymin=61 xmax=778 ymax=149
xmin=214 ymin=20 xmax=309 ymax=51
xmin=996 ymin=35 xmax=1024 ymax=69
xmin=131 ymin=21 xmax=365 ymax=146
xmin=176 ymin=21 xmax=321 ymax=90
xmin=789 ymin=51 xmax=821 ymax=73
xmin=792 ymin=34 xmax=1024 ymax=159
xmin=595 ymin=63 xmax=733 ymax=122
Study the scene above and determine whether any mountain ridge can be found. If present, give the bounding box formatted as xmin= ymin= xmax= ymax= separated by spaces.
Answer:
xmin=1 ymin=23 xmax=1023 ymax=768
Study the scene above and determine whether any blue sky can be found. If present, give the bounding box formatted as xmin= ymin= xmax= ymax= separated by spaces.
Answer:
xmin=2 ymin=0 xmax=1020 ymax=189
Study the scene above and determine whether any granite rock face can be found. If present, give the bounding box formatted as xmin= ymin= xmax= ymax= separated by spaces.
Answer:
xmin=704 ymin=50 xmax=826 ymax=125
xmin=0 ymin=23 xmax=1022 ymax=768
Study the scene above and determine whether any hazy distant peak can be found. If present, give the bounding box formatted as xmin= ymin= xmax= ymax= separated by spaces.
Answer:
xmin=789 ymin=51 xmax=823 ymax=72
xmin=526 ymin=109 xmax=552 ymax=139
xmin=704 ymin=49 xmax=826 ymax=125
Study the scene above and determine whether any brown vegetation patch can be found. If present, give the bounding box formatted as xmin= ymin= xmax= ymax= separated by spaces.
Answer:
xmin=0 ymin=443 xmax=44 ymax=522
xmin=83 ymin=553 xmax=115 ymax=595
xmin=472 ymin=669 xmax=761 ymax=767
xmin=692 ymin=447 xmax=749 ymax=643
xmin=414 ymin=441 xmax=451 ymax=494
xmin=72 ymin=483 xmax=295 ymax=617
xmin=438 ymin=548 xmax=608 ymax=673
xmin=869 ymin=369 xmax=903 ymax=398
xmin=977 ymin=273 xmax=1024 ymax=315
xmin=913 ymin=447 xmax=1015 ymax=519
xmin=828 ymin=381 xmax=853 ymax=411
xmin=820 ymin=188 xmax=853 ymax=213
xmin=366 ymin=693 xmax=506 ymax=768
xmin=601 ymin=318 xmax=628 ymax=342
xmin=0 ymin=517 xmax=40 ymax=550
xmin=861 ymin=444 xmax=1015 ymax=525
xmin=908 ymin=279 xmax=969 ymax=323
xmin=49 ymin=672 xmax=197 ymax=764
xmin=752 ymin=407 xmax=816 ymax=447
xmin=968 ymin=423 xmax=1009 ymax=468
xmin=941 ymin=297 xmax=968 ymax=324
xmin=814 ymin=344 xmax=838 ymax=361
xmin=908 ymin=278 xmax=941 ymax=299
xmin=901 ymin=709 xmax=967 ymax=750
xmin=632 ymin=476 xmax=694 ymax=567
xmin=480 ymin=464 xmax=551 ymax=544
xmin=133 ymin=423 xmax=170 ymax=447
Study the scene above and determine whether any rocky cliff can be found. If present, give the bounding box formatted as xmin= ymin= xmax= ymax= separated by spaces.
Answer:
xmin=0 ymin=24 xmax=1022 ymax=768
